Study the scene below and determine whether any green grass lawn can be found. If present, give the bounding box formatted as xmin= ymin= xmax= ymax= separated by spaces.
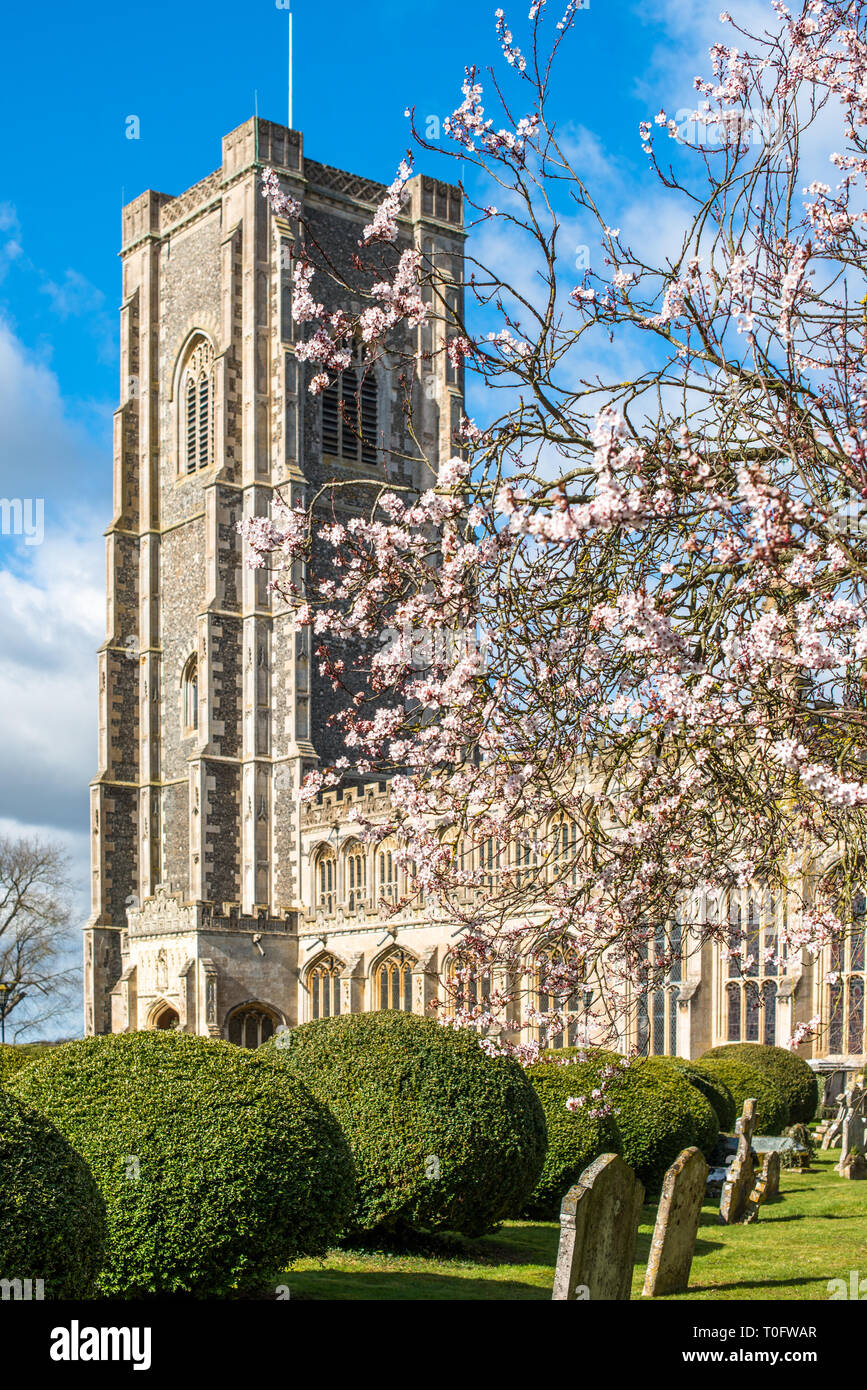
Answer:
xmin=283 ymin=1150 xmax=867 ymax=1301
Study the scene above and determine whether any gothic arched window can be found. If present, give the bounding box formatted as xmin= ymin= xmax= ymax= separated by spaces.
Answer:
xmin=377 ymin=842 xmax=399 ymax=903
xmin=321 ymin=347 xmax=378 ymax=465
xmin=535 ymin=940 xmax=584 ymax=1049
xmin=443 ymin=952 xmax=492 ymax=1020
xmin=345 ymin=843 xmax=367 ymax=913
xmin=182 ymin=656 xmax=198 ymax=735
xmin=827 ymin=893 xmax=866 ymax=1054
xmin=316 ymin=847 xmax=336 ymax=914
xmin=725 ymin=893 xmax=781 ymax=1045
xmin=309 ymin=955 xmax=342 ymax=1020
xmin=179 ymin=336 xmax=215 ymax=474
xmin=227 ymin=1004 xmax=277 ymax=1048
xmin=552 ymin=816 xmax=580 ymax=886
xmin=377 ymin=949 xmax=415 ymax=1012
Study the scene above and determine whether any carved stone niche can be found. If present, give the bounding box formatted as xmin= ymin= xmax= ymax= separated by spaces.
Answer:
xmin=201 ymin=958 xmax=220 ymax=1036
xmin=339 ymin=952 xmax=366 ymax=1016
xmin=412 ymin=946 xmax=439 ymax=1016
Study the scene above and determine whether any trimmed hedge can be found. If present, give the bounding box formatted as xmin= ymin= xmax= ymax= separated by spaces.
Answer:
xmin=9 ymin=1031 xmax=355 ymax=1298
xmin=0 ymin=1089 xmax=106 ymax=1297
xmin=701 ymin=1043 xmax=819 ymax=1125
xmin=261 ymin=1011 xmax=547 ymax=1239
xmin=696 ymin=1054 xmax=789 ymax=1135
xmin=0 ymin=1044 xmax=33 ymax=1085
xmin=662 ymin=1057 xmax=737 ymax=1132
xmin=526 ymin=1049 xmax=718 ymax=1195
xmin=523 ymin=1054 xmax=622 ymax=1218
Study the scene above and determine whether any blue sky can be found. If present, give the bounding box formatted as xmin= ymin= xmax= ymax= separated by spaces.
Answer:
xmin=0 ymin=0 xmax=758 ymax=1034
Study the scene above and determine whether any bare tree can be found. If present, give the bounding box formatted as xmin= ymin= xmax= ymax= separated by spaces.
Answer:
xmin=0 ymin=835 xmax=80 ymax=1043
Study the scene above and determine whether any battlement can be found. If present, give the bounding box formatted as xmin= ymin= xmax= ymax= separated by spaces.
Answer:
xmin=121 ymin=117 xmax=464 ymax=253
xmin=301 ymin=780 xmax=395 ymax=830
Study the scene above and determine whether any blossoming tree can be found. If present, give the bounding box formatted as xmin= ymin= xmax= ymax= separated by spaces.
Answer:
xmin=244 ymin=0 xmax=867 ymax=1061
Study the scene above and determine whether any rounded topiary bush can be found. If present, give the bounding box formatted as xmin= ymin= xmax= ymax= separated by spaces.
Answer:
xmin=523 ymin=1054 xmax=622 ymax=1218
xmin=701 ymin=1043 xmax=818 ymax=1125
xmin=261 ymin=1011 xmax=547 ymax=1239
xmin=9 ymin=1031 xmax=355 ymax=1298
xmin=0 ymin=1044 xmax=33 ymax=1085
xmin=528 ymin=1049 xmax=719 ymax=1194
xmin=696 ymin=1054 xmax=789 ymax=1135
xmin=0 ymin=1089 xmax=106 ymax=1297
xmin=662 ymin=1057 xmax=737 ymax=1132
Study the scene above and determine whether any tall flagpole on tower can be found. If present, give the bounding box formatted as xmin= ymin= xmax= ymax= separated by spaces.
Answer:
xmin=288 ymin=3 xmax=293 ymax=130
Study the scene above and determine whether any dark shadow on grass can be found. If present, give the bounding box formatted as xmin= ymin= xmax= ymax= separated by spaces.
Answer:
xmin=340 ymin=1222 xmax=561 ymax=1271
xmin=287 ymin=1269 xmax=550 ymax=1301
xmin=689 ymin=1275 xmax=822 ymax=1294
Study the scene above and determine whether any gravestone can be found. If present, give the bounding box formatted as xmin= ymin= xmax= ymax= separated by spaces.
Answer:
xmin=839 ymin=1147 xmax=867 ymax=1181
xmin=821 ymin=1086 xmax=852 ymax=1150
xmin=642 ymin=1147 xmax=708 ymax=1298
xmin=781 ymin=1124 xmax=813 ymax=1170
xmin=552 ymin=1153 xmax=645 ymax=1301
xmin=837 ymin=1081 xmax=866 ymax=1176
xmin=719 ymin=1097 xmax=757 ymax=1225
xmin=758 ymin=1149 xmax=781 ymax=1202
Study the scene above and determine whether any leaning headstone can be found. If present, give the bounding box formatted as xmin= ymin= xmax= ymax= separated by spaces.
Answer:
xmin=822 ymin=1091 xmax=849 ymax=1150
xmin=642 ymin=1147 xmax=707 ymax=1298
xmin=719 ymin=1097 xmax=757 ymax=1225
xmin=552 ymin=1153 xmax=645 ymax=1301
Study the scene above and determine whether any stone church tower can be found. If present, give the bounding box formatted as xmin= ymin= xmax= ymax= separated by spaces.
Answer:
xmin=82 ymin=116 xmax=842 ymax=1079
xmin=83 ymin=117 xmax=465 ymax=1041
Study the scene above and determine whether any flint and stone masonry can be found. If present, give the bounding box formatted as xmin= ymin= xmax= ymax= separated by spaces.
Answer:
xmin=83 ymin=117 xmax=465 ymax=1040
xmin=82 ymin=118 xmax=851 ymax=1074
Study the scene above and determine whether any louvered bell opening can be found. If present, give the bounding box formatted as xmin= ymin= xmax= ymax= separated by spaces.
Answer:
xmin=340 ymin=367 xmax=358 ymax=459
xmin=322 ymin=377 xmax=340 ymax=455
xmin=198 ymin=378 xmax=210 ymax=467
xmin=360 ymin=373 xmax=377 ymax=465
xmin=186 ymin=380 xmax=197 ymax=473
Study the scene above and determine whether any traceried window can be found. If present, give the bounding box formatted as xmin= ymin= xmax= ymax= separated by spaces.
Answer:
xmin=321 ymin=346 xmax=378 ymax=465
xmin=377 ymin=843 xmax=399 ymax=903
xmin=377 ymin=949 xmax=415 ymax=1012
xmin=828 ymin=893 xmax=866 ymax=1054
xmin=637 ymin=917 xmax=682 ymax=1057
xmin=345 ymin=843 xmax=367 ymax=913
xmin=180 ymin=337 xmax=215 ymax=473
xmin=317 ymin=848 xmax=336 ymax=914
xmin=443 ymin=952 xmax=492 ymax=1020
xmin=535 ymin=941 xmax=583 ymax=1049
xmin=227 ymin=1005 xmax=277 ymax=1048
xmin=515 ymin=837 xmax=541 ymax=890
xmin=182 ymin=656 xmax=198 ymax=735
xmin=552 ymin=816 xmax=580 ymax=887
xmin=477 ymin=838 xmax=502 ymax=893
xmin=726 ymin=892 xmax=781 ymax=1044
xmin=309 ymin=955 xmax=342 ymax=1020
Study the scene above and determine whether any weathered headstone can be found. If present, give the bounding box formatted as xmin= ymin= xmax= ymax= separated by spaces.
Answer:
xmin=837 ymin=1082 xmax=865 ymax=1175
xmin=642 ymin=1147 xmax=707 ymax=1298
xmin=719 ymin=1097 xmax=757 ymax=1225
xmin=781 ymin=1123 xmax=813 ymax=1171
xmin=821 ymin=1089 xmax=850 ymax=1150
xmin=759 ymin=1149 xmax=781 ymax=1202
xmin=552 ymin=1153 xmax=645 ymax=1301
xmin=839 ymin=1147 xmax=867 ymax=1181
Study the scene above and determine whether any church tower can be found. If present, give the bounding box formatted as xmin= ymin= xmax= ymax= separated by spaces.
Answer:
xmin=83 ymin=118 xmax=465 ymax=1039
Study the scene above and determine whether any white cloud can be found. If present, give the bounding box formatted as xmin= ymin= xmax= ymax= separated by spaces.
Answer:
xmin=40 ymin=268 xmax=106 ymax=319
